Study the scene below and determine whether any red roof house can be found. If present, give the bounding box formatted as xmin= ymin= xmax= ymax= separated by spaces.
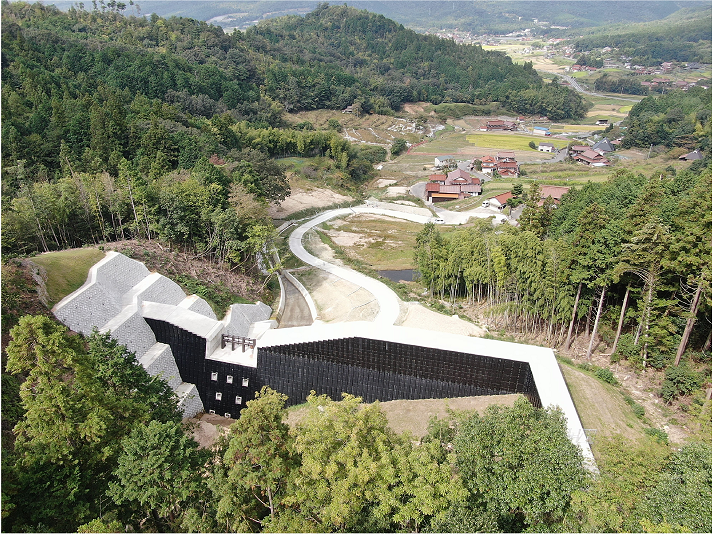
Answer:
xmin=574 ymin=149 xmax=610 ymax=166
xmin=489 ymin=192 xmax=514 ymax=209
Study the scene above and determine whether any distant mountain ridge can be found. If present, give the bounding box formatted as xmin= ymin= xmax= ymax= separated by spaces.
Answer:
xmin=49 ymin=0 xmax=709 ymax=35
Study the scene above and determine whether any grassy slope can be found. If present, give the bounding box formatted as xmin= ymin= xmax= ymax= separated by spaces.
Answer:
xmin=559 ymin=363 xmax=650 ymax=462
xmin=30 ymin=248 xmax=106 ymax=307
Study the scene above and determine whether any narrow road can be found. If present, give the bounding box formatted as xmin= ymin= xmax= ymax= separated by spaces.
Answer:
xmin=288 ymin=206 xmax=431 ymax=325
xmin=547 ymin=71 xmax=641 ymax=102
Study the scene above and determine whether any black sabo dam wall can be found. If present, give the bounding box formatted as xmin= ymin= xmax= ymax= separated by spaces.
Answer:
xmin=146 ymin=319 xmax=541 ymax=419
xmin=260 ymin=338 xmax=541 ymax=408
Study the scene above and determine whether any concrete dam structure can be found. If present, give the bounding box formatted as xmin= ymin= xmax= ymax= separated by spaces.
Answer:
xmin=52 ymin=251 xmax=595 ymax=467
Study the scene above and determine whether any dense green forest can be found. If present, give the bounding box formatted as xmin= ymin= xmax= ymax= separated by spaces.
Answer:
xmin=243 ymin=3 xmax=587 ymax=118
xmin=620 ymin=88 xmax=712 ymax=151
xmin=569 ymin=6 xmax=712 ymax=65
xmin=2 ymin=316 xmax=711 ymax=532
xmin=0 ymin=1 xmax=589 ymax=259
xmin=415 ymin=166 xmax=711 ymax=376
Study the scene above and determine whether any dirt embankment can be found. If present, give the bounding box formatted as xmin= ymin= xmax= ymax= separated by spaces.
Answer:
xmin=106 ymin=240 xmax=268 ymax=304
xmin=268 ymin=187 xmax=353 ymax=219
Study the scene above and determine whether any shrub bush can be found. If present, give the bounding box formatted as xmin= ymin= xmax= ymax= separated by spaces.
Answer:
xmin=644 ymin=427 xmax=669 ymax=445
xmin=660 ymin=363 xmax=703 ymax=403
xmin=595 ymin=367 xmax=618 ymax=386
xmin=615 ymin=333 xmax=642 ymax=366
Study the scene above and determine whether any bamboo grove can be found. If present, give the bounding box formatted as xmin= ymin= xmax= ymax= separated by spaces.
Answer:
xmin=414 ymin=167 xmax=711 ymax=369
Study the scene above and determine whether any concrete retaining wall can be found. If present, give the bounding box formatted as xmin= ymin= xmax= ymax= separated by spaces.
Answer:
xmin=179 ymin=295 xmax=217 ymax=320
xmin=139 ymin=343 xmax=183 ymax=390
xmin=94 ymin=252 xmax=150 ymax=302
xmin=123 ymin=272 xmax=187 ymax=309
xmin=101 ymin=308 xmax=158 ymax=362
xmin=52 ymin=251 xmax=277 ymax=420
xmin=53 ymin=282 xmax=121 ymax=336
xmin=176 ymin=383 xmax=204 ymax=418
xmin=224 ymin=302 xmax=272 ymax=337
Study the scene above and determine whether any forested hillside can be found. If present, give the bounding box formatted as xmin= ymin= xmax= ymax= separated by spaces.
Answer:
xmin=245 ymin=3 xmax=587 ymax=118
xmin=415 ymin=167 xmax=711 ymax=380
xmin=569 ymin=5 xmax=712 ymax=65
xmin=620 ymin=88 xmax=712 ymax=151
xmin=0 ymin=1 xmax=588 ymax=259
xmin=81 ymin=0 xmax=698 ymax=35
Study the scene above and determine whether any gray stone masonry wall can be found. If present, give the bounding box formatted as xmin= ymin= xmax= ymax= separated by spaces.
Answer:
xmin=140 ymin=343 xmax=183 ymax=390
xmin=94 ymin=252 xmax=150 ymax=303
xmin=101 ymin=308 xmax=158 ymax=366
xmin=176 ymin=383 xmax=204 ymax=418
xmin=123 ymin=272 xmax=187 ymax=309
xmin=180 ymin=295 xmax=217 ymax=320
xmin=51 ymin=252 xmax=282 ymax=420
xmin=225 ymin=302 xmax=273 ymax=337
xmin=54 ymin=283 xmax=121 ymax=336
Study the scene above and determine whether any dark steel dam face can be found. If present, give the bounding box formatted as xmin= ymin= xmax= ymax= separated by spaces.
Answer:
xmin=146 ymin=317 xmax=539 ymax=418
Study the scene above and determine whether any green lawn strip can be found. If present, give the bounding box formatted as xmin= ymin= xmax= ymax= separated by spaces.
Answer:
xmin=30 ymin=248 xmax=106 ymax=307
xmin=559 ymin=361 xmax=651 ymax=462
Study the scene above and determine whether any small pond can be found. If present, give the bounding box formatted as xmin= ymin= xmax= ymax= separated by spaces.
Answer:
xmin=378 ymin=269 xmax=417 ymax=283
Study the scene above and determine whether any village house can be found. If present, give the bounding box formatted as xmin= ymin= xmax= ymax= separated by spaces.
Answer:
xmin=573 ymin=148 xmax=610 ymax=166
xmin=428 ymin=173 xmax=447 ymax=184
xmin=479 ymin=155 xmax=498 ymax=172
xmin=484 ymin=119 xmax=517 ymax=131
xmin=537 ymin=185 xmax=571 ymax=206
xmin=497 ymin=161 xmax=519 ymax=177
xmin=434 ymin=155 xmax=456 ymax=168
xmin=487 ymin=191 xmax=514 ymax=209
xmin=592 ymin=139 xmax=615 ymax=154
xmin=425 ymin=168 xmax=482 ymax=203
xmin=679 ymin=149 xmax=703 ymax=161
xmin=538 ymin=142 xmax=556 ymax=153
xmin=479 ymin=151 xmax=520 ymax=177
xmin=533 ymin=126 xmax=551 ymax=136
xmin=447 ymin=168 xmax=475 ymax=184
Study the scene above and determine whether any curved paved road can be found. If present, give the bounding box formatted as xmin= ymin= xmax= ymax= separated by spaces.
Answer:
xmin=288 ymin=203 xmax=516 ymax=324
xmin=289 ymin=207 xmax=432 ymax=325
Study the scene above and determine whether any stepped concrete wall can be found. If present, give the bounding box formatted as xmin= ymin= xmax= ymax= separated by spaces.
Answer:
xmin=179 ymin=295 xmax=217 ymax=320
xmin=52 ymin=252 xmax=213 ymax=418
xmin=94 ymin=252 xmax=150 ymax=302
xmin=177 ymin=383 xmax=204 ymax=417
xmin=53 ymin=251 xmax=276 ymax=420
xmin=225 ymin=302 xmax=273 ymax=337
xmin=53 ymin=282 xmax=121 ymax=336
xmin=101 ymin=308 xmax=158 ymax=361
xmin=123 ymin=272 xmax=187 ymax=309
xmin=139 ymin=343 xmax=183 ymax=390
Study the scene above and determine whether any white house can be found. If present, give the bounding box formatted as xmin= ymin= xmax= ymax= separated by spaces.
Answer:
xmin=538 ymin=142 xmax=556 ymax=153
xmin=435 ymin=155 xmax=456 ymax=168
